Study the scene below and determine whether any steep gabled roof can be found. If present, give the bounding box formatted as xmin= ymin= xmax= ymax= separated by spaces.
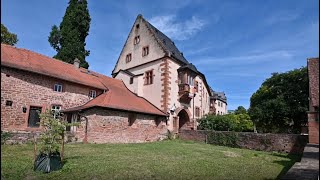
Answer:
xmin=143 ymin=17 xmax=189 ymax=65
xmin=210 ymin=87 xmax=227 ymax=104
xmin=1 ymin=44 xmax=167 ymax=116
xmin=111 ymin=14 xmax=212 ymax=96
xmin=307 ymin=57 xmax=319 ymax=107
xmin=178 ymin=63 xmax=198 ymax=73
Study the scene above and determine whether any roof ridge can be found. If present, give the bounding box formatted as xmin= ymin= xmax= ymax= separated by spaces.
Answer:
xmin=1 ymin=44 xmax=123 ymax=85
xmin=1 ymin=44 xmax=78 ymax=68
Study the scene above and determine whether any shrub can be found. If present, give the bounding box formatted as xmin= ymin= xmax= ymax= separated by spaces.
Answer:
xmin=198 ymin=113 xmax=253 ymax=132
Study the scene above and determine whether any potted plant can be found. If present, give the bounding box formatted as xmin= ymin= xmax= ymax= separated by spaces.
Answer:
xmin=33 ymin=110 xmax=76 ymax=173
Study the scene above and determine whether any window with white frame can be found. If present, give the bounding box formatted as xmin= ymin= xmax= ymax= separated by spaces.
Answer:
xmin=89 ymin=90 xmax=96 ymax=98
xmin=54 ymin=84 xmax=63 ymax=92
xmin=51 ymin=105 xmax=61 ymax=119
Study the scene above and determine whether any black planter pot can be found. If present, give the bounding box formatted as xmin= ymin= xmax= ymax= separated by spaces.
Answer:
xmin=34 ymin=152 xmax=63 ymax=173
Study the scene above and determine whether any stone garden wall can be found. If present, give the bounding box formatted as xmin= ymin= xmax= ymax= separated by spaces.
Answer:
xmin=179 ymin=130 xmax=308 ymax=154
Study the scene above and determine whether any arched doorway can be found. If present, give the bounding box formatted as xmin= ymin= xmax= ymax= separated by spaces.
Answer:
xmin=177 ymin=109 xmax=190 ymax=129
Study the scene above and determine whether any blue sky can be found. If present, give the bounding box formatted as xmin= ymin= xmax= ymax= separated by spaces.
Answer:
xmin=2 ymin=0 xmax=319 ymax=110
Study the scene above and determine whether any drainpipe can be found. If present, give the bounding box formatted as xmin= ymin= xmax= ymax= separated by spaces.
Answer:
xmin=193 ymin=93 xmax=196 ymax=129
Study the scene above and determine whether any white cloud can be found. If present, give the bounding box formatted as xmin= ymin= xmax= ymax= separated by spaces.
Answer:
xmin=265 ymin=11 xmax=300 ymax=25
xmin=193 ymin=50 xmax=294 ymax=66
xmin=149 ymin=15 xmax=208 ymax=40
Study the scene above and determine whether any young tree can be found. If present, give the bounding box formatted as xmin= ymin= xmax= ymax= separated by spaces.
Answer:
xmin=48 ymin=0 xmax=91 ymax=69
xmin=248 ymin=67 xmax=308 ymax=133
xmin=1 ymin=24 xmax=18 ymax=46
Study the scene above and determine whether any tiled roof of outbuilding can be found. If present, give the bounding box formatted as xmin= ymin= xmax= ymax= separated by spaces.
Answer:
xmin=1 ymin=44 xmax=167 ymax=116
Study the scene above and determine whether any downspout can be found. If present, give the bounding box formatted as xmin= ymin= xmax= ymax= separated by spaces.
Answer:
xmin=193 ymin=93 xmax=196 ymax=129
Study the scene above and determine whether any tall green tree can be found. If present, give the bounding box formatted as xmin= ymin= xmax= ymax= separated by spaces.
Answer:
xmin=1 ymin=24 xmax=18 ymax=46
xmin=248 ymin=67 xmax=308 ymax=133
xmin=234 ymin=106 xmax=247 ymax=115
xmin=48 ymin=0 xmax=91 ymax=69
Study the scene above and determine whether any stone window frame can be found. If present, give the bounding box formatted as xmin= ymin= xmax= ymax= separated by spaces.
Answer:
xmin=53 ymin=83 xmax=63 ymax=92
xmin=195 ymin=107 xmax=200 ymax=117
xmin=144 ymin=70 xmax=154 ymax=85
xmin=126 ymin=53 xmax=132 ymax=63
xmin=134 ymin=35 xmax=140 ymax=45
xmin=194 ymin=81 xmax=199 ymax=92
xmin=142 ymin=46 xmax=149 ymax=57
xmin=27 ymin=105 xmax=43 ymax=128
xmin=89 ymin=90 xmax=97 ymax=98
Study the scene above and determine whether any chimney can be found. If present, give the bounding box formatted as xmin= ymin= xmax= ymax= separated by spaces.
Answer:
xmin=73 ymin=58 xmax=80 ymax=68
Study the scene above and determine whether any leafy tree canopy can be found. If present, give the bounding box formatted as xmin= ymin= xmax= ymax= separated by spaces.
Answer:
xmin=248 ymin=67 xmax=308 ymax=133
xmin=234 ymin=106 xmax=247 ymax=115
xmin=1 ymin=24 xmax=18 ymax=46
xmin=48 ymin=0 xmax=91 ymax=69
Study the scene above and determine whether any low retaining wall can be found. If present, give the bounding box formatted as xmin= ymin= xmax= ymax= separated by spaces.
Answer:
xmin=1 ymin=131 xmax=41 ymax=144
xmin=179 ymin=130 xmax=308 ymax=154
xmin=1 ymin=131 xmax=77 ymax=145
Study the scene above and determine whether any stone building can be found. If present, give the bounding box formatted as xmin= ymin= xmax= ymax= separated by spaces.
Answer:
xmin=112 ymin=14 xmax=215 ymax=133
xmin=307 ymin=57 xmax=319 ymax=144
xmin=1 ymin=43 xmax=167 ymax=143
xmin=209 ymin=88 xmax=228 ymax=115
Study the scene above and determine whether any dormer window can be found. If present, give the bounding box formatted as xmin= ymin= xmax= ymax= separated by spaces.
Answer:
xmin=89 ymin=90 xmax=96 ymax=98
xmin=126 ymin=53 xmax=132 ymax=63
xmin=134 ymin=36 xmax=140 ymax=45
xmin=142 ymin=46 xmax=149 ymax=57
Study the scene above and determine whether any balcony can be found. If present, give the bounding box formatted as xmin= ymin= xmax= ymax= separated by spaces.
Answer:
xmin=178 ymin=83 xmax=190 ymax=95
xmin=178 ymin=84 xmax=193 ymax=103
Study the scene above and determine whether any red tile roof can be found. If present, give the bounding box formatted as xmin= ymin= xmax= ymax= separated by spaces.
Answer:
xmin=1 ymin=44 xmax=167 ymax=116
xmin=308 ymin=57 xmax=319 ymax=107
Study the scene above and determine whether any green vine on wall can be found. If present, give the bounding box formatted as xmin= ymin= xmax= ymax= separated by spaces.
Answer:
xmin=207 ymin=131 xmax=239 ymax=148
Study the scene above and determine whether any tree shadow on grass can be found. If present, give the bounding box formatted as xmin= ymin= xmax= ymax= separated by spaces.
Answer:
xmin=270 ymin=153 xmax=303 ymax=180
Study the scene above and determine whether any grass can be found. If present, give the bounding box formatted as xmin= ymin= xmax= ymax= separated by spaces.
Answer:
xmin=1 ymin=140 xmax=301 ymax=180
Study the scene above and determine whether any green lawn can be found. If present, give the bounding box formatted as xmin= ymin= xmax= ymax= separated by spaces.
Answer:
xmin=1 ymin=140 xmax=300 ymax=180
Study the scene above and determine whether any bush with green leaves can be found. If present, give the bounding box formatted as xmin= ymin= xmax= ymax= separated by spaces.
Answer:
xmin=198 ymin=113 xmax=253 ymax=132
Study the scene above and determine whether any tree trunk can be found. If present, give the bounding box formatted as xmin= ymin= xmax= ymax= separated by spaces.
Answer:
xmin=61 ymin=132 xmax=64 ymax=162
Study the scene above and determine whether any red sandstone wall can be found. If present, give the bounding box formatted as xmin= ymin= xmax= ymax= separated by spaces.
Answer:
xmin=179 ymin=130 xmax=308 ymax=154
xmin=75 ymin=108 xmax=168 ymax=143
xmin=308 ymin=121 xmax=319 ymax=144
xmin=1 ymin=67 xmax=102 ymax=131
